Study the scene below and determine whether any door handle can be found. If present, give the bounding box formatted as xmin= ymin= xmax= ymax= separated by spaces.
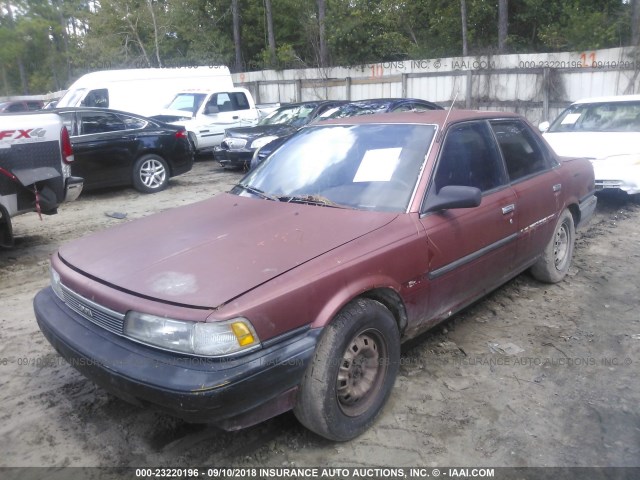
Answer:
xmin=553 ymin=183 xmax=562 ymax=192
xmin=501 ymin=204 xmax=515 ymax=215
xmin=233 ymin=116 xmax=239 ymax=120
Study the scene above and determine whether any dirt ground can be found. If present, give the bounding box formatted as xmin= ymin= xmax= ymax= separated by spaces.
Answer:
xmin=0 ymin=160 xmax=638 ymax=468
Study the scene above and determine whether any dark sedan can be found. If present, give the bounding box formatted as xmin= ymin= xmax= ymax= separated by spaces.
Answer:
xmin=35 ymin=110 xmax=596 ymax=441
xmin=214 ymin=100 xmax=345 ymax=169
xmin=55 ymin=108 xmax=194 ymax=193
xmin=250 ymin=97 xmax=443 ymax=169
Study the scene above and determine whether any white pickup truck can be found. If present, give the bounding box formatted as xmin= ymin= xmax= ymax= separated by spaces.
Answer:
xmin=151 ymin=87 xmax=260 ymax=153
xmin=0 ymin=112 xmax=83 ymax=247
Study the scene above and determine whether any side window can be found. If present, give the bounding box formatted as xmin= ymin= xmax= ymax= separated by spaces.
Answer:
xmin=81 ymin=89 xmax=109 ymax=108
xmin=7 ymin=103 xmax=26 ymax=112
xmin=230 ymin=92 xmax=250 ymax=111
xmin=215 ymin=93 xmax=232 ymax=112
xmin=433 ymin=122 xmax=507 ymax=193
xmin=491 ymin=121 xmax=548 ymax=182
xmin=120 ymin=115 xmax=147 ymax=130
xmin=79 ymin=112 xmax=126 ymax=135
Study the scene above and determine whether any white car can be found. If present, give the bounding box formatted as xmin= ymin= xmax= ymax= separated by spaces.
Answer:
xmin=540 ymin=94 xmax=640 ymax=198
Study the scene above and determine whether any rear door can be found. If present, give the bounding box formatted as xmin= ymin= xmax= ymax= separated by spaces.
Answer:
xmin=417 ymin=120 xmax=518 ymax=323
xmin=70 ymin=111 xmax=134 ymax=189
xmin=489 ymin=120 xmax=562 ymax=272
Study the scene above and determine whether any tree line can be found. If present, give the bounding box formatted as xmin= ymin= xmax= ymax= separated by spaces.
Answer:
xmin=1 ymin=0 xmax=639 ymax=96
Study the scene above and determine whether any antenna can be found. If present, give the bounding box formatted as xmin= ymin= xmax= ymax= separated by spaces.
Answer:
xmin=443 ymin=90 xmax=459 ymax=128
xmin=436 ymin=90 xmax=459 ymax=142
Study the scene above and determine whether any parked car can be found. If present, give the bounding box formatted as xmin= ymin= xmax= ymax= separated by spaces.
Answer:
xmin=0 ymin=99 xmax=44 ymax=113
xmin=55 ymin=107 xmax=194 ymax=193
xmin=35 ymin=110 xmax=596 ymax=441
xmin=249 ymin=97 xmax=443 ymax=169
xmin=540 ymin=94 xmax=640 ymax=199
xmin=214 ymin=100 xmax=346 ymax=169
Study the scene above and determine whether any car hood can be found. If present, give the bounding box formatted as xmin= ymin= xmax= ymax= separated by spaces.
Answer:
xmin=543 ymin=131 xmax=640 ymax=159
xmin=58 ymin=193 xmax=397 ymax=309
xmin=225 ymin=124 xmax=296 ymax=140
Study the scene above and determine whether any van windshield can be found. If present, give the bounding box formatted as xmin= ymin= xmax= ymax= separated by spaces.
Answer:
xmin=57 ymin=88 xmax=88 ymax=108
xmin=166 ymin=93 xmax=208 ymax=114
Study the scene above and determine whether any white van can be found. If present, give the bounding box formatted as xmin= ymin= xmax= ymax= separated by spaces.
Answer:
xmin=56 ymin=67 xmax=234 ymax=117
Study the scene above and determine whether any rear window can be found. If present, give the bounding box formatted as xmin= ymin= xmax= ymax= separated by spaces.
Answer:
xmin=549 ymin=101 xmax=640 ymax=132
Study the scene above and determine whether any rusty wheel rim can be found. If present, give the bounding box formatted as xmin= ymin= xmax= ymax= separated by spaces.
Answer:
xmin=337 ymin=329 xmax=388 ymax=417
xmin=554 ymin=220 xmax=570 ymax=270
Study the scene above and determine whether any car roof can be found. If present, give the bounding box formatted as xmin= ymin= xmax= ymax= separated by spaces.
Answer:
xmin=572 ymin=94 xmax=640 ymax=105
xmin=53 ymin=106 xmax=150 ymax=119
xmin=317 ymin=109 xmax=522 ymax=127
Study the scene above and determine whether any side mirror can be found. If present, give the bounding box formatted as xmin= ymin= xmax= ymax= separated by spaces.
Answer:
xmin=424 ymin=185 xmax=482 ymax=213
xmin=538 ymin=121 xmax=550 ymax=133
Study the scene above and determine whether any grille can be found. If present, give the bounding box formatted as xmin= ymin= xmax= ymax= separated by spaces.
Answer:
xmin=61 ymin=284 xmax=125 ymax=335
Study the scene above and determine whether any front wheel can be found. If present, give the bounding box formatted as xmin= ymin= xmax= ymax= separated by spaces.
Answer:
xmin=133 ymin=154 xmax=169 ymax=193
xmin=531 ymin=209 xmax=575 ymax=283
xmin=294 ymin=298 xmax=400 ymax=441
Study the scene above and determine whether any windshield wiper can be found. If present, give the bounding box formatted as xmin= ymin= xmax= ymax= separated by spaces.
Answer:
xmin=235 ymin=183 xmax=280 ymax=201
xmin=278 ymin=194 xmax=343 ymax=208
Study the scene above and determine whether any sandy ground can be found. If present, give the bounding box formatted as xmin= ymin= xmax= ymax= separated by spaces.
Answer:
xmin=0 ymin=160 xmax=638 ymax=468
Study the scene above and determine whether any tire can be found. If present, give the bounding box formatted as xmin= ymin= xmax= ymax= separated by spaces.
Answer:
xmin=531 ymin=209 xmax=575 ymax=283
xmin=132 ymin=154 xmax=169 ymax=193
xmin=294 ymin=298 xmax=400 ymax=441
xmin=187 ymin=132 xmax=198 ymax=152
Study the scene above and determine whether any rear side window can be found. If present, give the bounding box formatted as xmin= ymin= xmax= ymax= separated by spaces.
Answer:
xmin=79 ymin=111 xmax=126 ymax=134
xmin=120 ymin=115 xmax=147 ymax=130
xmin=433 ymin=121 xmax=507 ymax=193
xmin=491 ymin=121 xmax=548 ymax=182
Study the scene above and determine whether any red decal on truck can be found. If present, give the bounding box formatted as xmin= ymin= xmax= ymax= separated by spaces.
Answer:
xmin=15 ymin=129 xmax=33 ymax=139
xmin=0 ymin=130 xmax=16 ymax=140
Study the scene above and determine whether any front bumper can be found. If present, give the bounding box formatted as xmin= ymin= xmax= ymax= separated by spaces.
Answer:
xmin=217 ymin=149 xmax=254 ymax=169
xmin=34 ymin=287 xmax=321 ymax=428
xmin=594 ymin=179 xmax=640 ymax=195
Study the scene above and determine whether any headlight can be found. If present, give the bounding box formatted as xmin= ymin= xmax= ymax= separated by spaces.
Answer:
xmin=50 ymin=265 xmax=64 ymax=300
xmin=250 ymin=135 xmax=278 ymax=150
xmin=222 ymin=137 xmax=247 ymax=149
xmin=123 ymin=312 xmax=260 ymax=357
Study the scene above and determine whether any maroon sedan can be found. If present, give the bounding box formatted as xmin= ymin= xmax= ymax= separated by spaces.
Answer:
xmin=34 ymin=110 xmax=596 ymax=441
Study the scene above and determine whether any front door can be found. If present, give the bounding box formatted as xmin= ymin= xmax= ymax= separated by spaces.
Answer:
xmin=417 ymin=120 xmax=518 ymax=326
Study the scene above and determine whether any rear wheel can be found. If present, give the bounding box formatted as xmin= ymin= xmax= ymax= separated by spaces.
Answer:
xmin=133 ymin=154 xmax=169 ymax=193
xmin=531 ymin=209 xmax=575 ymax=283
xmin=294 ymin=298 xmax=400 ymax=441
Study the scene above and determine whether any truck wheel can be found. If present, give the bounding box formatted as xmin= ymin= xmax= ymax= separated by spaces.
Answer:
xmin=133 ymin=154 xmax=169 ymax=193
xmin=0 ymin=207 xmax=14 ymax=248
xmin=531 ymin=209 xmax=575 ymax=283
xmin=294 ymin=298 xmax=400 ymax=441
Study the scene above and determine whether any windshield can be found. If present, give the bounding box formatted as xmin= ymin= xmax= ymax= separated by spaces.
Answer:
xmin=166 ymin=93 xmax=208 ymax=114
xmin=549 ymin=101 xmax=640 ymax=132
xmin=233 ymin=123 xmax=436 ymax=212
xmin=258 ymin=104 xmax=318 ymax=127
xmin=57 ymin=88 xmax=88 ymax=108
